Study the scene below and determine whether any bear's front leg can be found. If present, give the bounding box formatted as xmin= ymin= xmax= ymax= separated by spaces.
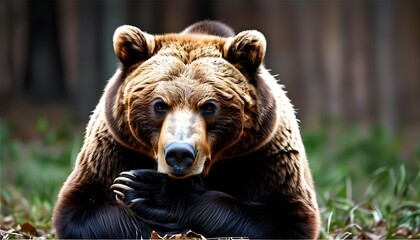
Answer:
xmin=111 ymin=169 xmax=253 ymax=238
xmin=111 ymin=169 xmax=197 ymax=235
xmin=112 ymin=169 xmax=317 ymax=239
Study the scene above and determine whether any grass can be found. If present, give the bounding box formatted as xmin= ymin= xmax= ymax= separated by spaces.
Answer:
xmin=318 ymin=165 xmax=419 ymax=239
xmin=1 ymin=117 xmax=419 ymax=239
xmin=305 ymin=123 xmax=420 ymax=239
xmin=0 ymin=118 xmax=81 ymax=239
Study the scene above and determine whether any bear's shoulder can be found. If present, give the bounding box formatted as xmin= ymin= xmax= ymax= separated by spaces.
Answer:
xmin=181 ymin=20 xmax=235 ymax=37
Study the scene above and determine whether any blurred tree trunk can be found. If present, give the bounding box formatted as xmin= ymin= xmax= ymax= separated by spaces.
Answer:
xmin=102 ymin=0 xmax=127 ymax=83
xmin=160 ymin=0 xmax=196 ymax=32
xmin=73 ymin=0 xmax=102 ymax=121
xmin=0 ymin=1 xmax=12 ymax=104
xmin=292 ymin=1 xmax=323 ymax=127
xmin=25 ymin=0 xmax=65 ymax=104
xmin=394 ymin=0 xmax=420 ymax=156
xmin=371 ymin=1 xmax=397 ymax=131
xmin=395 ymin=0 xmax=419 ymax=131
xmin=319 ymin=1 xmax=344 ymax=120
xmin=214 ymin=0 xmax=258 ymax=31
xmin=0 ymin=1 xmax=28 ymax=107
xmin=131 ymin=0 xmax=162 ymax=32
xmin=195 ymin=0 xmax=214 ymax=21
xmin=257 ymin=0 xmax=301 ymax=113
xmin=57 ymin=0 xmax=78 ymax=104
xmin=343 ymin=0 xmax=370 ymax=129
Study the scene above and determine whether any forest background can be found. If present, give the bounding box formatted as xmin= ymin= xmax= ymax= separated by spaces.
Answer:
xmin=1 ymin=0 xmax=419 ymax=238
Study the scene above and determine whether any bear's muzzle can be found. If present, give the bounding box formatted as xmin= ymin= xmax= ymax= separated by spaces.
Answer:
xmin=164 ymin=142 xmax=197 ymax=177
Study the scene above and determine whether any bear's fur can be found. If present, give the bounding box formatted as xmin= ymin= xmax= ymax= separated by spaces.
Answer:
xmin=52 ymin=21 xmax=320 ymax=239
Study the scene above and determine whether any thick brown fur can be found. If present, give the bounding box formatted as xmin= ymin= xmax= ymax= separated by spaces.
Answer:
xmin=53 ymin=21 xmax=320 ymax=239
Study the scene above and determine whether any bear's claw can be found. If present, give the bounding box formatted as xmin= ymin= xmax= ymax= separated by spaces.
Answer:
xmin=111 ymin=178 xmax=135 ymax=202
xmin=113 ymin=176 xmax=135 ymax=184
xmin=113 ymin=189 xmax=125 ymax=202
xmin=111 ymin=183 xmax=134 ymax=191
xmin=119 ymin=171 xmax=137 ymax=178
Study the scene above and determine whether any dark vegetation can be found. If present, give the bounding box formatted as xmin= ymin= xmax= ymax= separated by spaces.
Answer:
xmin=0 ymin=118 xmax=419 ymax=239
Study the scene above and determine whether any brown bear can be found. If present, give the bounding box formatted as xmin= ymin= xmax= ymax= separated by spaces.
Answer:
xmin=52 ymin=20 xmax=320 ymax=239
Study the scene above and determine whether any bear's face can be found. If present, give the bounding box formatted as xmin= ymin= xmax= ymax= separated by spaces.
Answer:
xmin=107 ymin=25 xmax=268 ymax=178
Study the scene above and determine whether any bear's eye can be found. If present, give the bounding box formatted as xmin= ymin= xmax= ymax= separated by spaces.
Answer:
xmin=153 ymin=99 xmax=169 ymax=114
xmin=201 ymin=101 xmax=217 ymax=116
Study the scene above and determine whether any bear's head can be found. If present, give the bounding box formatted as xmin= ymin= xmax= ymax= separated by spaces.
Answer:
xmin=105 ymin=21 xmax=278 ymax=178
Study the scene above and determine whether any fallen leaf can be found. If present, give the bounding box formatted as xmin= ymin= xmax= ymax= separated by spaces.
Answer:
xmin=21 ymin=222 xmax=38 ymax=236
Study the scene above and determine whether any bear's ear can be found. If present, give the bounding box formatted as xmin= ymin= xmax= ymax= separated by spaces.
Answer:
xmin=224 ymin=30 xmax=267 ymax=74
xmin=113 ymin=25 xmax=155 ymax=67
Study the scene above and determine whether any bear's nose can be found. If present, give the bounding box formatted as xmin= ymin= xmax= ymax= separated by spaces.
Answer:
xmin=164 ymin=142 xmax=196 ymax=176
